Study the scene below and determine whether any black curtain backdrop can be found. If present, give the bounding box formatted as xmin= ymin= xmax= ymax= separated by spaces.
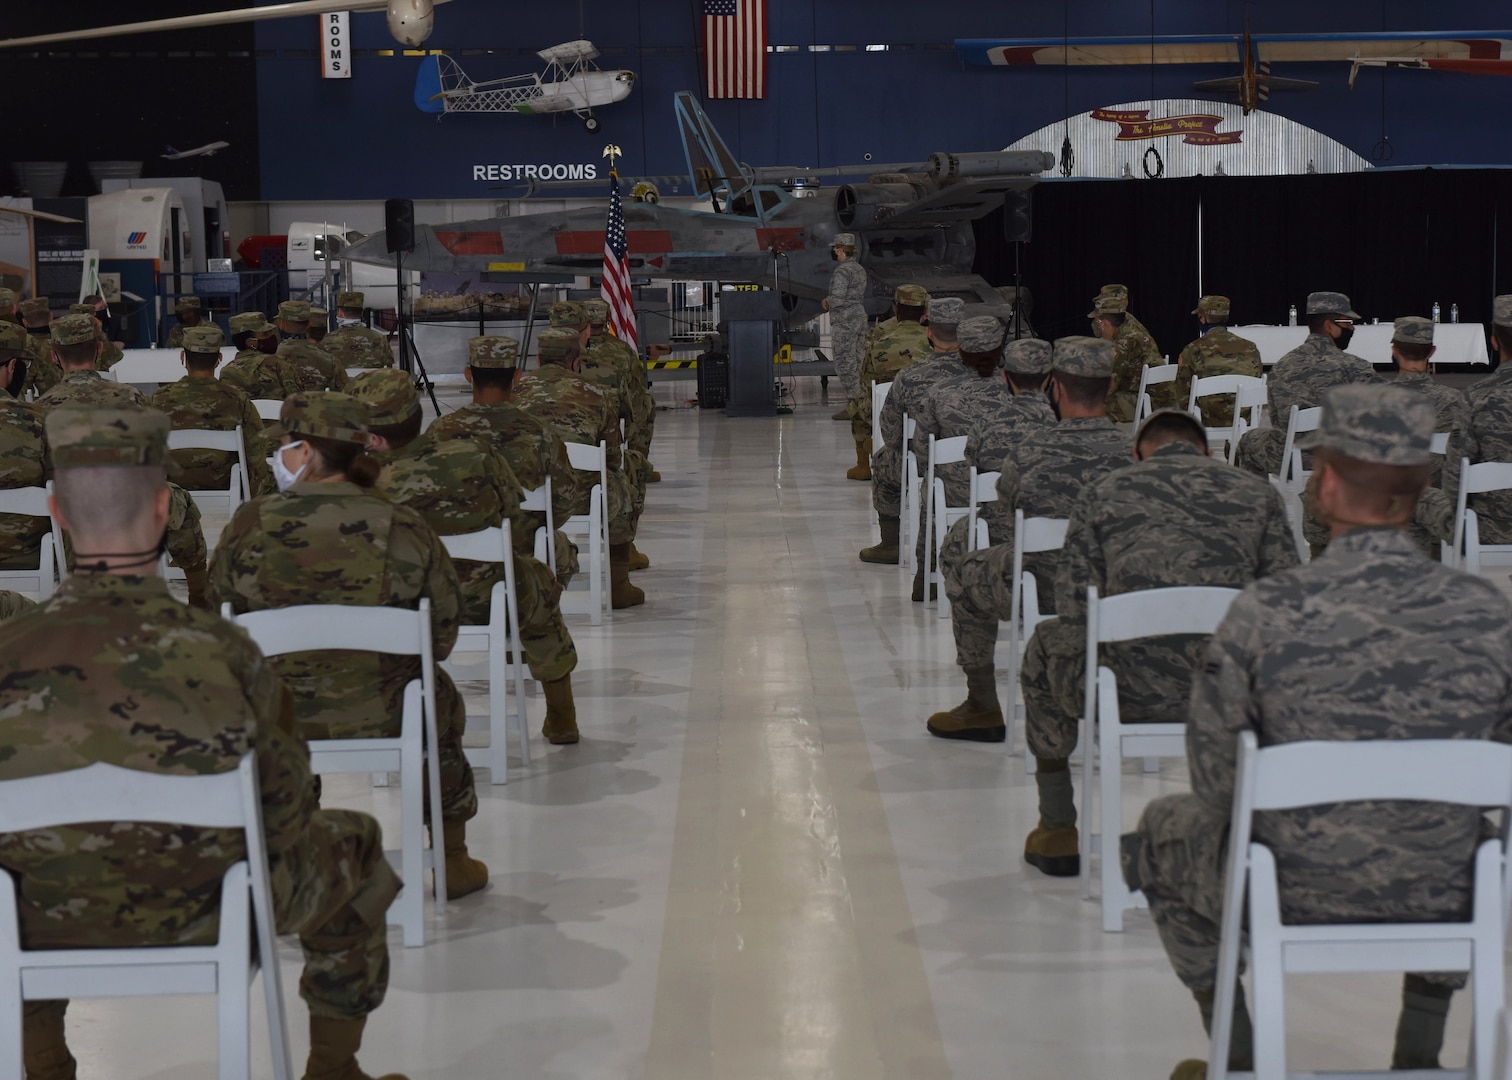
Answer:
xmin=976 ymin=169 xmax=1512 ymax=369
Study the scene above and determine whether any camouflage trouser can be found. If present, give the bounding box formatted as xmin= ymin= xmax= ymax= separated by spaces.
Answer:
xmin=624 ymin=448 xmax=649 ymax=523
xmin=27 ymin=806 xmax=401 ymax=1032
xmin=606 ymin=466 xmax=638 ymax=546
xmin=1107 ymin=389 xmax=1138 ymax=425
xmin=0 ymin=511 xmax=51 ymax=570
xmin=941 ymin=524 xmax=1014 ymax=670
xmin=831 ymin=310 xmax=866 ymax=400
xmin=167 ymin=483 xmax=207 ymax=572
xmin=1019 ymin=617 xmax=1086 ymax=760
xmin=553 ymin=529 xmax=579 ymax=588
xmin=850 ymin=393 xmax=869 ymax=445
xmin=1234 ymin=426 xmax=1283 ymax=478
xmin=1125 ymin=793 xmax=1466 ymax=994
xmin=457 ymin=553 xmax=578 ymax=683
xmin=172 ymin=445 xmax=276 ymax=499
xmin=872 ymin=445 xmax=903 ymax=518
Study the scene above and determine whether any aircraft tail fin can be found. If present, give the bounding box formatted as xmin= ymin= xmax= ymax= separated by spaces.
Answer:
xmin=674 ymin=91 xmax=753 ymax=209
xmin=414 ymin=55 xmax=449 ymax=114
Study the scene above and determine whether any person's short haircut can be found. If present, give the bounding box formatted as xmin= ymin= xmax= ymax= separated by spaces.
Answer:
xmin=53 ymin=464 xmax=165 ymax=542
xmin=369 ymin=411 xmax=424 ymax=450
xmin=1137 ymin=411 xmax=1208 ymax=455
xmin=928 ymin=323 xmax=959 ymax=346
xmin=468 ymin=364 xmax=516 ymax=392
xmin=184 ymin=349 xmax=219 ymax=372
xmin=895 ymin=303 xmax=925 ymax=324
xmin=1494 ymin=323 xmax=1512 ymax=357
xmin=1204 ymin=315 xmax=1231 ymax=327
xmin=1006 ymin=371 xmax=1049 ymax=394
xmin=53 ymin=339 xmax=99 ymax=368
xmin=81 ymin=294 xmax=103 ymax=308
xmin=1052 ymin=371 xmax=1112 ymax=408
xmin=1313 ymin=446 xmax=1432 ymax=521
xmin=1098 ymin=312 xmax=1126 ymax=329
xmin=1394 ymin=341 xmax=1433 ymax=363
xmin=960 ymin=349 xmax=1001 ymax=377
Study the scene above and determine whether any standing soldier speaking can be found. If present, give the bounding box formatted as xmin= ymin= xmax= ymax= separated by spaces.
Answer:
xmin=823 ymin=232 xmax=869 ymax=421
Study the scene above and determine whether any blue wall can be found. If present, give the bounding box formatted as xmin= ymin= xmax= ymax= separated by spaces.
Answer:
xmin=255 ymin=1 xmax=1512 ymax=200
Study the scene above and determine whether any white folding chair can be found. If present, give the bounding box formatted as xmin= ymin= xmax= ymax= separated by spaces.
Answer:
xmin=1006 ymin=510 xmax=1071 ymax=771
xmin=521 ymin=481 xmax=555 ymax=573
xmin=167 ymin=426 xmax=251 ymax=511
xmin=251 ymin=399 xmax=283 ymax=421
xmin=1209 ymin=733 xmax=1512 ymax=1079
xmin=227 ymin=601 xmax=446 ymax=947
xmin=1267 ymin=405 xmax=1321 ymax=564
xmin=1187 ymin=374 xmax=1267 ymax=458
xmin=441 ymin=523 xmax=531 ymax=784
xmin=870 ymin=380 xmax=891 ymax=451
xmin=1452 ymin=458 xmax=1512 ymax=576
xmin=1493 ymin=1008 xmax=1512 ymax=1080
xmin=1081 ymin=584 xmax=1241 ymax=932
xmin=0 ymin=755 xmax=294 ymax=1080
xmin=926 ymin=434 xmax=970 ymax=617
xmin=900 ymin=414 xmax=921 ymax=572
xmin=0 ymin=485 xmax=63 ymax=600
xmin=560 ymin=440 xmax=609 ymax=625
xmin=966 ymin=468 xmax=1000 ymax=552
xmin=1136 ymin=363 xmax=1181 ymax=425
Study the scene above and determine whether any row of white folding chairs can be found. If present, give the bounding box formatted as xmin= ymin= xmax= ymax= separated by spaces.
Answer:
xmin=168 ymin=425 xmax=252 ymax=514
xmin=560 ymin=440 xmax=611 ymax=624
xmin=1186 ymin=373 xmax=1267 ymax=464
xmin=0 ymin=485 xmax=64 ymax=600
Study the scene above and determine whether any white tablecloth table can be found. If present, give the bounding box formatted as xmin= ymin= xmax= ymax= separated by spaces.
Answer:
xmin=1230 ymin=324 xmax=1489 ymax=367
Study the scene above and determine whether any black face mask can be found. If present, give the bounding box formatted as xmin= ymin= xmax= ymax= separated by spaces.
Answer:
xmin=829 ymin=249 xmax=838 ymax=261
xmin=5 ymin=359 xmax=25 ymax=399
xmin=1334 ymin=326 xmax=1354 ymax=351
xmin=256 ymin=334 xmax=279 ymax=355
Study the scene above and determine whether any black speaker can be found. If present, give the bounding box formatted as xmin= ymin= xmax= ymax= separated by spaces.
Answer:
xmin=385 ymin=198 xmax=415 ymax=253
xmin=1002 ymin=189 xmax=1032 ymax=243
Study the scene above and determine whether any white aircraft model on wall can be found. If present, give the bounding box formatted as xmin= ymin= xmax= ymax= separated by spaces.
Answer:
xmin=0 ymin=0 xmax=452 ymax=50
xmin=415 ymin=40 xmax=635 ymax=133
xmin=163 ymin=142 xmax=230 ymax=160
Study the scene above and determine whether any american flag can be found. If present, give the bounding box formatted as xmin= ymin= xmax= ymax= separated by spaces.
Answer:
xmin=601 ymin=170 xmax=638 ymax=351
xmin=703 ymin=0 xmax=767 ymax=99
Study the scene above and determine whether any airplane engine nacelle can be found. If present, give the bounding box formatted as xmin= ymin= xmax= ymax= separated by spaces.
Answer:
xmin=388 ymin=0 xmax=435 ymax=47
xmin=928 ymin=151 xmax=1056 ymax=179
xmin=835 ymin=182 xmax=928 ymax=229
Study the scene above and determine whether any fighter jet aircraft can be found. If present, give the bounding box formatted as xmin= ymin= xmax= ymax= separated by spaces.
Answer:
xmin=343 ymin=91 xmax=1053 ymax=327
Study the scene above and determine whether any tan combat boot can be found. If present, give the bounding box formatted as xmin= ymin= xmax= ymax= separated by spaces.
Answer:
xmin=647 ymin=467 xmax=662 ymax=483
xmin=441 ymin=821 xmax=490 ymax=900
xmin=1025 ymin=759 xmax=1080 ymax=876
xmin=846 ymin=437 xmax=873 ymax=481
xmin=858 ymin=515 xmax=900 ymax=564
xmin=303 ymin=1015 xmax=408 ymax=1080
xmin=23 ymin=1006 xmax=77 ymax=1080
xmin=831 ymin=404 xmax=850 ymax=420
xmin=542 ymin=675 xmax=580 ymax=744
xmin=610 ymin=543 xmax=645 ymax=608
xmin=926 ymin=666 xmax=1005 ymax=741
xmin=628 ymin=542 xmax=651 ymax=571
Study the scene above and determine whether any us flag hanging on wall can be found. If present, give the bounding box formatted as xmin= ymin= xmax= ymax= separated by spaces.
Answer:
xmin=703 ymin=0 xmax=768 ymax=99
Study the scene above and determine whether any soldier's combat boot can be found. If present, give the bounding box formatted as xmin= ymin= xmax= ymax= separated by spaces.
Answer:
xmin=1390 ymin=975 xmax=1454 ymax=1069
xmin=846 ymin=437 xmax=873 ymax=481
xmin=648 ymin=468 xmax=662 ymax=483
xmin=1171 ymin=984 xmax=1254 ymax=1078
xmin=1024 ymin=758 xmax=1079 ymax=876
xmin=542 ymin=675 xmax=580 ymax=745
xmin=927 ymin=665 xmax=1006 ymax=741
xmin=23 ymin=1005 xmax=77 ymax=1080
xmin=304 ymin=1015 xmax=408 ymax=1080
xmin=910 ymin=562 xmax=937 ymax=602
xmin=859 ymin=515 xmax=900 ymax=564
xmin=182 ymin=562 xmax=211 ymax=610
xmin=441 ymin=821 xmax=490 ymax=900
xmin=610 ymin=543 xmax=645 ymax=608
xmin=628 ymin=542 xmax=651 ymax=571
xmin=831 ymin=405 xmax=850 ymax=420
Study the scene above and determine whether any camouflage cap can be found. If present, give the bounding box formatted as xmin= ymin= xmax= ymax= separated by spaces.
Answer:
xmin=1192 ymin=295 xmax=1231 ymax=317
xmin=549 ymin=300 xmax=588 ymax=329
xmin=180 ymin=325 xmax=226 ymax=351
xmin=832 ymin=232 xmax=857 ymax=248
xmin=174 ymin=295 xmax=201 ymax=312
xmin=582 ymin=298 xmax=611 ymax=325
xmin=18 ymin=297 xmax=50 ymax=320
xmin=894 ymin=284 xmax=929 ymax=306
xmin=1087 ymin=295 xmax=1128 ymax=318
xmin=957 ymin=315 xmax=1005 ymax=354
xmin=1002 ymin=337 xmax=1053 ymax=376
xmin=0 ymin=288 xmax=14 ymax=308
xmin=1305 ymin=291 xmax=1360 ymax=319
xmin=45 ymin=405 xmax=171 ymax=469
xmin=51 ymin=314 xmax=97 ymax=345
xmin=1494 ymin=295 xmax=1512 ymax=328
xmin=1392 ymin=316 xmax=1434 ymax=346
xmin=1052 ymin=335 xmax=1115 ymax=378
xmin=537 ymin=327 xmax=582 ymax=361
xmin=349 ymin=368 xmax=420 ymax=425
xmin=1297 ymin=383 xmax=1434 ymax=466
xmin=229 ymin=311 xmax=275 ymax=334
xmin=0 ymin=322 xmax=28 ymax=353
xmin=468 ymin=335 xmax=520 ymax=368
xmin=1097 ymin=283 xmax=1129 ymax=300
xmin=266 ymin=391 xmax=369 ymax=445
xmin=336 ymin=291 xmax=364 ymax=309
xmin=68 ymin=303 xmax=94 ymax=316
xmin=277 ymin=300 xmax=311 ymax=322
xmin=928 ymin=297 xmax=966 ymax=326
xmin=308 ymin=307 xmax=327 ymax=320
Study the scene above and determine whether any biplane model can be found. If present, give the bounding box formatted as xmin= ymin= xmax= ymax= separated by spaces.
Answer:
xmin=414 ymin=40 xmax=635 ymax=133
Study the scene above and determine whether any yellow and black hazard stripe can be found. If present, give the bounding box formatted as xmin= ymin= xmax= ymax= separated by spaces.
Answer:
xmin=647 ymin=360 xmax=698 ymax=370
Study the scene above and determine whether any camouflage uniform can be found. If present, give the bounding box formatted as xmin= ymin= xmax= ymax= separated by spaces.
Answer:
xmin=583 ymin=298 xmax=655 ymax=460
xmin=1126 ymin=386 xmax=1512 ymax=1009
xmin=0 ymin=387 xmax=48 ymax=569
xmin=1091 ymin=294 xmax=1164 ymax=424
xmin=276 ymin=300 xmax=348 ymax=392
xmin=852 ymin=300 xmax=930 ymax=446
xmin=164 ymin=296 xmax=201 ymax=349
xmin=221 ymin=310 xmax=300 ymax=400
xmin=36 ymin=368 xmax=146 ymax=410
xmin=323 ymin=293 xmax=392 ymax=370
xmin=0 ymin=408 xmax=401 ymax=1046
xmin=825 ymin=237 xmax=870 ymax=401
xmin=1175 ymin=299 xmax=1263 ymax=427
xmin=210 ymin=393 xmax=477 ymax=825
xmin=556 ymin=302 xmax=652 ymax=498
xmin=18 ymin=298 xmax=60 ymax=398
xmin=0 ymin=588 xmax=33 ymax=620
xmin=69 ymin=303 xmax=122 ymax=370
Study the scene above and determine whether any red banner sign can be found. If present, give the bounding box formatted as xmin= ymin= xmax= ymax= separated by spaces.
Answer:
xmin=1091 ymin=108 xmax=1243 ymax=146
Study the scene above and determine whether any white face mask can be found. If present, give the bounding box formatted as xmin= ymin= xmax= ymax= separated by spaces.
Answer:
xmin=271 ymin=441 xmax=308 ymax=491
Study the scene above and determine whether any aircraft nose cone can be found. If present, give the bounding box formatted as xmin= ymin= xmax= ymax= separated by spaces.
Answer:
xmin=388 ymin=0 xmax=435 ymax=46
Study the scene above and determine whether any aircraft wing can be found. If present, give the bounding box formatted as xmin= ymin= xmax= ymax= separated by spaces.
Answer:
xmin=955 ymin=31 xmax=1512 ymax=68
xmin=859 ymin=177 xmax=1037 ymax=229
xmin=0 ymin=1 xmax=419 ymax=50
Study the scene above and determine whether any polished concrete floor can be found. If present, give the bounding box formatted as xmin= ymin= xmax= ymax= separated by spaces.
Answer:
xmin=66 ymin=379 xmax=1481 ymax=1078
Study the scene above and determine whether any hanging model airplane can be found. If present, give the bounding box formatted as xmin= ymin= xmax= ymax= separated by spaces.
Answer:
xmin=0 ymin=0 xmax=453 ymax=51
xmin=343 ymin=91 xmax=1054 ymax=328
xmin=414 ymin=41 xmax=635 ymax=133
xmin=1348 ymin=53 xmax=1512 ymax=86
xmin=1190 ymin=25 xmax=1318 ymax=114
xmin=162 ymin=141 xmax=230 ymax=160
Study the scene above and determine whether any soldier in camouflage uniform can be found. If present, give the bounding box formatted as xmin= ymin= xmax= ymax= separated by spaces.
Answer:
xmin=1174 ymin=295 xmax=1263 ymax=427
xmin=428 ymin=335 xmax=582 ymax=589
xmin=1234 ymin=291 xmax=1379 ymax=478
xmin=865 ymin=297 xmax=966 ymax=598
xmin=518 ymin=327 xmax=645 ymax=609
xmin=69 ymin=301 xmax=123 ymax=370
xmin=847 ymin=284 xmax=930 ymax=482
xmin=17 ymin=296 xmax=61 ymax=398
xmin=276 ymin=299 xmax=348 ymax=392
xmin=306 ymin=307 xmax=329 ymax=345
xmin=322 ymin=291 xmax=392 ymax=370
xmin=151 ymin=323 xmax=276 ymax=496
xmin=1020 ymin=408 xmax=1297 ymax=877
xmin=211 ymin=392 xmax=489 ymax=902
xmin=1125 ymin=384 xmax=1512 ymax=1079
xmin=164 ymin=294 xmax=202 ymax=349
xmin=582 ymin=297 xmax=655 ymax=463
xmin=1450 ymin=296 xmax=1512 ymax=547
xmin=0 ymin=287 xmax=15 ymax=323
xmin=0 ymin=406 xmax=408 ymax=1080
xmin=0 ymin=326 xmax=48 ymax=569
xmin=354 ymin=370 xmax=582 ymax=744
xmin=930 ymin=338 xmax=1128 ymax=742
xmin=1091 ymin=292 xmax=1164 ymax=423
xmin=1388 ymin=316 xmax=1468 ymax=555
xmin=37 ymin=314 xmax=149 ymax=411
xmin=823 ymin=232 xmax=869 ymax=418
xmin=222 ymin=310 xmax=300 ymax=400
